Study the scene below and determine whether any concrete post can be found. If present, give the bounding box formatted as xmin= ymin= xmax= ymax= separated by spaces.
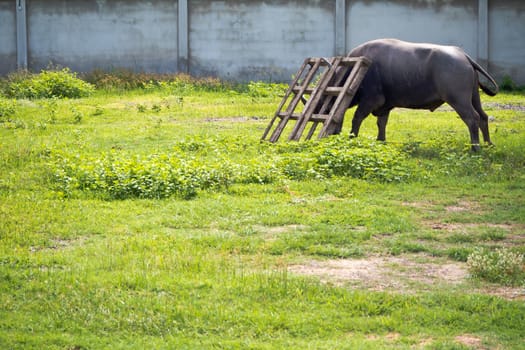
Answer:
xmin=335 ymin=0 xmax=346 ymax=55
xmin=477 ymin=0 xmax=489 ymax=69
xmin=178 ymin=0 xmax=189 ymax=73
xmin=16 ymin=0 xmax=28 ymax=70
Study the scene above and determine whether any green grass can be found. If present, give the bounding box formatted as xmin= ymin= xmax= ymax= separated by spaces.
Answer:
xmin=1 ymin=81 xmax=524 ymax=349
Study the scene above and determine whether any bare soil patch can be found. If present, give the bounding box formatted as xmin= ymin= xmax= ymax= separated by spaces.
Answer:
xmin=428 ymin=222 xmax=523 ymax=233
xmin=289 ymin=255 xmax=525 ymax=300
xmin=204 ymin=116 xmax=262 ymax=122
xmin=252 ymin=224 xmax=309 ymax=242
xmin=289 ymin=255 xmax=466 ymax=291
xmin=455 ymin=334 xmax=485 ymax=349
xmin=484 ymin=102 xmax=525 ymax=112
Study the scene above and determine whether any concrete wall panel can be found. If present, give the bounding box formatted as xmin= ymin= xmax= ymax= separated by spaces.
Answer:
xmin=347 ymin=0 xmax=478 ymax=57
xmin=189 ymin=0 xmax=336 ymax=81
xmin=0 ymin=0 xmax=17 ymax=75
xmin=26 ymin=0 xmax=178 ymax=73
xmin=488 ymin=0 xmax=525 ymax=84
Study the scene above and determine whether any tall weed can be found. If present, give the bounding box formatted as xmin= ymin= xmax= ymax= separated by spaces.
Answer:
xmin=85 ymin=69 xmax=236 ymax=93
xmin=467 ymin=248 xmax=525 ymax=286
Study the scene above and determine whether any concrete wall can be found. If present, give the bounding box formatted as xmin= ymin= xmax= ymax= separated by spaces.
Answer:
xmin=1 ymin=0 xmax=524 ymax=84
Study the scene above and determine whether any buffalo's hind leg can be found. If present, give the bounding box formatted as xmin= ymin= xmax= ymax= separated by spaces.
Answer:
xmin=449 ymin=102 xmax=483 ymax=152
xmin=472 ymin=89 xmax=493 ymax=145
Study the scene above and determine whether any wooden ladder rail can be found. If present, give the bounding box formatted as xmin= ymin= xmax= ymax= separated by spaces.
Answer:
xmin=261 ymin=58 xmax=325 ymax=143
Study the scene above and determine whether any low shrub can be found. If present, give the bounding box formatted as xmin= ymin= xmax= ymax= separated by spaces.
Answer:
xmin=157 ymin=74 xmax=232 ymax=94
xmin=247 ymin=81 xmax=288 ymax=98
xmin=51 ymin=152 xmax=233 ymax=199
xmin=313 ymin=138 xmax=413 ymax=182
xmin=6 ymin=68 xmax=94 ymax=99
xmin=50 ymin=136 xmax=416 ymax=200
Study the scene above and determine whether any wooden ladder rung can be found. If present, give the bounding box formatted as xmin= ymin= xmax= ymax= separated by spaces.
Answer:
xmin=292 ymin=86 xmax=313 ymax=94
xmin=292 ymin=86 xmax=345 ymax=96
xmin=277 ymin=112 xmax=329 ymax=122
xmin=340 ymin=57 xmax=372 ymax=65
xmin=306 ymin=57 xmax=333 ymax=66
xmin=311 ymin=114 xmax=330 ymax=122
xmin=277 ymin=113 xmax=301 ymax=120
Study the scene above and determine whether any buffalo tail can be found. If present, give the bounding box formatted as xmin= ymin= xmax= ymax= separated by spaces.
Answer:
xmin=466 ymin=54 xmax=499 ymax=96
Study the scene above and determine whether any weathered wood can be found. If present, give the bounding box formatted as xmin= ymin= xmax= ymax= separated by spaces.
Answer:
xmin=261 ymin=56 xmax=371 ymax=143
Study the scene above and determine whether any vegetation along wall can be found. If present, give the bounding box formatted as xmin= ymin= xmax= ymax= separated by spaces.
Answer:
xmin=0 ymin=0 xmax=524 ymax=84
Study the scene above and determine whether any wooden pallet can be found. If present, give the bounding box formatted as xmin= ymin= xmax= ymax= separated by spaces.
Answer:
xmin=261 ymin=56 xmax=371 ymax=142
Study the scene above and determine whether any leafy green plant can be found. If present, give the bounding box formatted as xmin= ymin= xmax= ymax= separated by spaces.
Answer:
xmin=71 ymin=107 xmax=83 ymax=124
xmin=49 ymin=136 xmax=417 ymax=200
xmin=248 ymin=81 xmax=288 ymax=98
xmin=312 ymin=137 xmax=414 ymax=182
xmin=92 ymin=105 xmax=104 ymax=116
xmin=0 ymin=99 xmax=16 ymax=121
xmin=51 ymin=152 xmax=233 ymax=199
xmin=500 ymin=75 xmax=517 ymax=92
xmin=6 ymin=68 xmax=94 ymax=99
xmin=151 ymin=103 xmax=161 ymax=112
xmin=40 ymin=97 xmax=59 ymax=124
xmin=136 ymin=104 xmax=147 ymax=113
xmin=467 ymin=247 xmax=525 ymax=286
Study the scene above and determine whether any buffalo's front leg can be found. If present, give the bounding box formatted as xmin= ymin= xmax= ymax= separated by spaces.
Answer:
xmin=350 ymin=104 xmax=372 ymax=138
xmin=350 ymin=92 xmax=385 ymax=138
xmin=376 ymin=112 xmax=390 ymax=141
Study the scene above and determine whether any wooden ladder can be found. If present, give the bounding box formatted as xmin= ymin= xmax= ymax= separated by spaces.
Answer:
xmin=261 ymin=56 xmax=371 ymax=143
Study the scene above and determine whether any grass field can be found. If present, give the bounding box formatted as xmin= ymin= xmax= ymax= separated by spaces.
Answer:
xmin=1 ymin=74 xmax=524 ymax=349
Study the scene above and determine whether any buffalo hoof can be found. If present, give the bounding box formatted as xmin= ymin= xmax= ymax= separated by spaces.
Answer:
xmin=471 ymin=144 xmax=481 ymax=152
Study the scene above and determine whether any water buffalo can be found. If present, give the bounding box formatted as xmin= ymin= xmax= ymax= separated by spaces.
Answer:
xmin=335 ymin=39 xmax=499 ymax=151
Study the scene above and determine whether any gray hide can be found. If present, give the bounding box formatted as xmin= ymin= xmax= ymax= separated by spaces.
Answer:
xmin=337 ymin=39 xmax=498 ymax=151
